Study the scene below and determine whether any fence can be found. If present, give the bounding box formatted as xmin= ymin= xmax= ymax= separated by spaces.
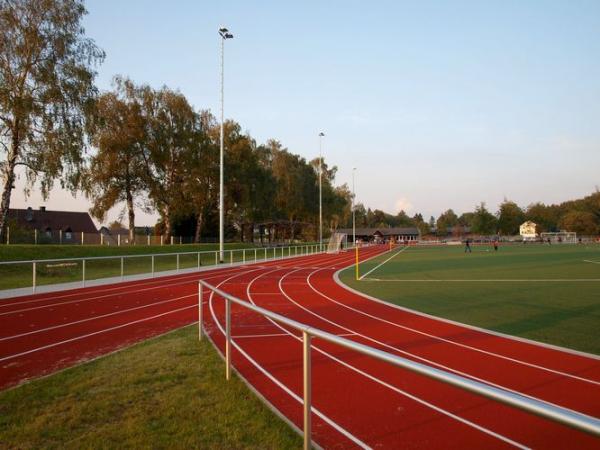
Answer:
xmin=198 ymin=280 xmax=600 ymax=450
xmin=2 ymin=227 xmax=205 ymax=246
xmin=0 ymin=244 xmax=325 ymax=294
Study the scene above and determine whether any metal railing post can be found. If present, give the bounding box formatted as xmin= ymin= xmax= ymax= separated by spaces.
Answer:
xmin=230 ymin=250 xmax=233 ymax=265
xmin=198 ymin=252 xmax=201 ymax=268
xmin=32 ymin=262 xmax=36 ymax=294
xmin=147 ymin=235 xmax=150 ymax=245
xmin=215 ymin=251 xmax=218 ymax=265
xmin=303 ymin=331 xmax=312 ymax=450
xmin=254 ymin=248 xmax=257 ymax=262
xmin=120 ymin=257 xmax=124 ymax=280
xmin=226 ymin=297 xmax=231 ymax=380
xmin=264 ymin=248 xmax=267 ymax=260
xmin=117 ymin=234 xmax=120 ymax=246
xmin=198 ymin=282 xmax=203 ymax=340
xmin=82 ymin=259 xmax=86 ymax=287
xmin=176 ymin=254 xmax=180 ymax=272
xmin=243 ymin=249 xmax=245 ymax=264
xmin=81 ymin=231 xmax=84 ymax=245
xmin=151 ymin=255 xmax=155 ymax=277
xmin=34 ymin=228 xmax=37 ymax=245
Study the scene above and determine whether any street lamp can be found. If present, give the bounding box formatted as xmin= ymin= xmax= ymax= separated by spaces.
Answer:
xmin=219 ymin=27 xmax=233 ymax=263
xmin=352 ymin=167 xmax=356 ymax=246
xmin=318 ymin=132 xmax=325 ymax=251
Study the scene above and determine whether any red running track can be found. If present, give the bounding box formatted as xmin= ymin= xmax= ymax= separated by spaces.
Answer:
xmin=1 ymin=246 xmax=599 ymax=448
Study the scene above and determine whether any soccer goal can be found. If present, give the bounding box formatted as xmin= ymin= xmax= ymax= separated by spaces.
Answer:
xmin=540 ymin=231 xmax=577 ymax=243
xmin=326 ymin=232 xmax=347 ymax=253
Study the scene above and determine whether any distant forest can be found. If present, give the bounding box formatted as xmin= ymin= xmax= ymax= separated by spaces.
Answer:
xmin=352 ymin=190 xmax=600 ymax=237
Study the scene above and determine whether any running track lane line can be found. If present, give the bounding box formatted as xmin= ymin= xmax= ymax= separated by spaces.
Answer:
xmin=0 ymin=251 xmax=360 ymax=390
xmin=242 ymin=258 xmax=527 ymax=448
xmin=224 ymin=253 xmax=525 ymax=447
xmin=205 ymin=255 xmax=374 ymax=449
xmin=281 ymin=267 xmax=593 ymax=415
xmin=0 ymin=304 xmax=196 ymax=363
xmin=307 ymin=270 xmax=600 ymax=387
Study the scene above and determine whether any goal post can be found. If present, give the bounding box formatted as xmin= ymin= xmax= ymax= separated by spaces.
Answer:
xmin=540 ymin=232 xmax=577 ymax=243
xmin=326 ymin=232 xmax=347 ymax=254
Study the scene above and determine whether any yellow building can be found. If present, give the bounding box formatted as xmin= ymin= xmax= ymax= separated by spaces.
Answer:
xmin=519 ymin=221 xmax=537 ymax=239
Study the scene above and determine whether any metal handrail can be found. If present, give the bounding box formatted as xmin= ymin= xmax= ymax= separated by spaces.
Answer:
xmin=198 ymin=280 xmax=600 ymax=450
xmin=0 ymin=243 xmax=319 ymax=265
xmin=0 ymin=243 xmax=325 ymax=295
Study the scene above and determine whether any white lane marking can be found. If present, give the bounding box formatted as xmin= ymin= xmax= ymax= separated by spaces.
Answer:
xmin=0 ymin=265 xmax=251 ymax=308
xmin=0 ymin=293 xmax=196 ymax=342
xmin=233 ymin=333 xmax=291 ymax=339
xmin=334 ymin=270 xmax=600 ymax=362
xmin=363 ymin=278 xmax=600 ymax=282
xmin=0 ymin=304 xmax=196 ymax=363
xmin=0 ymin=268 xmax=251 ymax=316
xmin=247 ymin=265 xmax=527 ymax=448
xmin=206 ymin=254 xmax=372 ymax=450
xmin=310 ymin=272 xmax=600 ymax=387
xmin=359 ymin=246 xmax=409 ymax=280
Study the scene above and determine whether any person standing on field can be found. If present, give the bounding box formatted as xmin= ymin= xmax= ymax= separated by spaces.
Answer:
xmin=493 ymin=240 xmax=499 ymax=251
xmin=464 ymin=238 xmax=472 ymax=253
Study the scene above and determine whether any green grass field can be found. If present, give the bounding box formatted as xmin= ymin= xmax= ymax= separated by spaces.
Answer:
xmin=341 ymin=244 xmax=600 ymax=355
xmin=0 ymin=243 xmax=316 ymax=291
xmin=0 ymin=325 xmax=302 ymax=449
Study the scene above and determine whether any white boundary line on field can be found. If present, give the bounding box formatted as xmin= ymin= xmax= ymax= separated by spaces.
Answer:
xmin=358 ymin=246 xmax=408 ymax=280
xmin=583 ymin=260 xmax=600 ymax=265
xmin=333 ymin=272 xmax=600 ymax=362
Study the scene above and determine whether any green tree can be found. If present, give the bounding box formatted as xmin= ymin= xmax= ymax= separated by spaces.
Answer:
xmin=471 ymin=202 xmax=497 ymax=235
xmin=436 ymin=209 xmax=458 ymax=236
xmin=525 ymin=202 xmax=560 ymax=232
xmin=458 ymin=212 xmax=475 ymax=227
xmin=497 ymin=200 xmax=525 ymax=235
xmin=139 ymin=86 xmax=200 ymax=240
xmin=0 ymin=0 xmax=104 ymax=241
xmin=84 ymin=77 xmax=148 ymax=243
xmin=559 ymin=211 xmax=598 ymax=235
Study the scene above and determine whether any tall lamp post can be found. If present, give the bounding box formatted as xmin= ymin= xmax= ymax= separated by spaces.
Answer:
xmin=219 ymin=27 xmax=233 ymax=263
xmin=352 ymin=167 xmax=356 ymax=246
xmin=318 ymin=132 xmax=325 ymax=251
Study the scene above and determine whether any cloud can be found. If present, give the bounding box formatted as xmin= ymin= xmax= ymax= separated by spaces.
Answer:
xmin=394 ymin=197 xmax=413 ymax=213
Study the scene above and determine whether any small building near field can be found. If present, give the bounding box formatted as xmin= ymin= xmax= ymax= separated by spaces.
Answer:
xmin=7 ymin=206 xmax=97 ymax=243
xmin=337 ymin=227 xmax=420 ymax=243
xmin=519 ymin=221 xmax=538 ymax=240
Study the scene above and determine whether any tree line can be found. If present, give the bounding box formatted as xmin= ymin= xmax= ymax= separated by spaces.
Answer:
xmin=353 ymin=190 xmax=600 ymax=237
xmin=0 ymin=0 xmax=352 ymax=244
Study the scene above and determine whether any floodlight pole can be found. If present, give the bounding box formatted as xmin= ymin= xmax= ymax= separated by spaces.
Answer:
xmin=219 ymin=27 xmax=233 ymax=263
xmin=352 ymin=167 xmax=356 ymax=246
xmin=318 ymin=132 xmax=324 ymax=252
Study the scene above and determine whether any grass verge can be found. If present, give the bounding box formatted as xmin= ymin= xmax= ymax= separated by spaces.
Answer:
xmin=0 ymin=325 xmax=301 ymax=449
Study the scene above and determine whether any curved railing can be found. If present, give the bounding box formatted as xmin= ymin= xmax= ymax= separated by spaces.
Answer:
xmin=198 ymin=280 xmax=600 ymax=450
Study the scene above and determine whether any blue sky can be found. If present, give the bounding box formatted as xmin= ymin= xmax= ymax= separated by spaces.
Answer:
xmin=12 ymin=0 xmax=600 ymax=224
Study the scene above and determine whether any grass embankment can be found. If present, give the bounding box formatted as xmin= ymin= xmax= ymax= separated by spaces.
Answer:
xmin=0 ymin=325 xmax=302 ymax=449
xmin=0 ymin=243 xmax=314 ymax=291
xmin=342 ymin=244 xmax=600 ymax=355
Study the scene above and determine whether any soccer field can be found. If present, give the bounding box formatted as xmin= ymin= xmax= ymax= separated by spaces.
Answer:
xmin=341 ymin=243 xmax=600 ymax=355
